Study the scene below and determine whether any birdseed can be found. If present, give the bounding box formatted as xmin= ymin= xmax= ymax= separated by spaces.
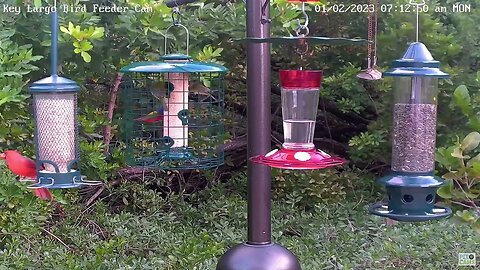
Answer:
xmin=34 ymin=94 xmax=77 ymax=173
xmin=391 ymin=103 xmax=437 ymax=173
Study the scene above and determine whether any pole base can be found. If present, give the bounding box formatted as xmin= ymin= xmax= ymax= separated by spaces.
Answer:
xmin=216 ymin=243 xmax=301 ymax=270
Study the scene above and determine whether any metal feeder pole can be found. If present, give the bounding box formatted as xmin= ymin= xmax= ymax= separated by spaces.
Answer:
xmin=246 ymin=0 xmax=272 ymax=246
xmin=216 ymin=0 xmax=301 ymax=269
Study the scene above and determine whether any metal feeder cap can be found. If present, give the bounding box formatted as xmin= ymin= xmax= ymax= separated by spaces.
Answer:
xmin=30 ymin=75 xmax=80 ymax=93
xmin=383 ymin=42 xmax=449 ymax=78
xmin=161 ymin=53 xmax=192 ymax=61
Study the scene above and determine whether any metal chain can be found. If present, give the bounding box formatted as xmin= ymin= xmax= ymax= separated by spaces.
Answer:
xmin=372 ymin=0 xmax=379 ymax=67
xmin=366 ymin=0 xmax=373 ymax=69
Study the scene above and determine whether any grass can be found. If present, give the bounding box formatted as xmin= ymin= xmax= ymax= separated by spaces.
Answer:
xmin=0 ymin=171 xmax=478 ymax=270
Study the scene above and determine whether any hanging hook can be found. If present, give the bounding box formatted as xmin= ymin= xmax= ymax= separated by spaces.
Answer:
xmin=295 ymin=3 xmax=309 ymax=37
xmin=408 ymin=0 xmax=426 ymax=5
xmin=164 ymin=7 xmax=190 ymax=55
xmin=172 ymin=6 xmax=181 ymax=26
xmin=295 ymin=41 xmax=309 ymax=56
xmin=261 ymin=0 xmax=271 ymax=24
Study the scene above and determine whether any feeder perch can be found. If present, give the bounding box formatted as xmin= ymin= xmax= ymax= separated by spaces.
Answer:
xmin=250 ymin=70 xmax=346 ymax=169
xmin=120 ymin=27 xmax=227 ymax=170
xmin=369 ymin=42 xmax=452 ymax=221
xmin=28 ymin=11 xmax=100 ymax=189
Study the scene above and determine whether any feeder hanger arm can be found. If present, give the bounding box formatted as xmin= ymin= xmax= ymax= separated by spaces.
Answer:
xmin=51 ymin=3 xmax=58 ymax=76
xmin=409 ymin=0 xmax=426 ymax=42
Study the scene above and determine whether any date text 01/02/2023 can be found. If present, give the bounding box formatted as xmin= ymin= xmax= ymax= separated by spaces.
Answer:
xmin=313 ymin=3 xmax=472 ymax=13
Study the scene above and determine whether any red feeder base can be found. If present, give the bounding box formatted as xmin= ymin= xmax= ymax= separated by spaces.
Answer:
xmin=250 ymin=148 xmax=346 ymax=170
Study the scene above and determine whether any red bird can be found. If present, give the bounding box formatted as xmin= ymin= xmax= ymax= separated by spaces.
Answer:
xmin=134 ymin=107 xmax=164 ymax=124
xmin=0 ymin=150 xmax=53 ymax=201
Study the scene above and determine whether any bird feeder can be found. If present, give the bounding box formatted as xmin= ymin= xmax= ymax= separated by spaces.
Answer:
xmin=250 ymin=70 xmax=346 ymax=169
xmin=369 ymin=42 xmax=452 ymax=221
xmin=28 ymin=11 xmax=100 ymax=188
xmin=120 ymin=19 xmax=227 ymax=170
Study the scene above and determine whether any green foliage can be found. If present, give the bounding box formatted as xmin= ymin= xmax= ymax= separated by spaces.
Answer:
xmin=436 ymin=132 xmax=480 ymax=232
xmin=0 ymin=165 xmax=50 ymax=248
xmin=0 ymin=175 xmax=478 ymax=269
xmin=322 ymin=65 xmax=372 ymax=115
xmin=349 ymin=130 xmax=388 ymax=163
xmin=272 ymin=168 xmax=361 ymax=209
xmin=60 ymin=22 xmax=105 ymax=62
xmin=195 ymin=45 xmax=224 ymax=65
xmin=0 ymin=29 xmax=41 ymax=152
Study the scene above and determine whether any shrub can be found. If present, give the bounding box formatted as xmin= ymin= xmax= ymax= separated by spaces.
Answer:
xmin=272 ymin=168 xmax=362 ymax=209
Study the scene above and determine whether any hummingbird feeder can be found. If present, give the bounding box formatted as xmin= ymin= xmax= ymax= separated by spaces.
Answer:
xmin=250 ymin=69 xmax=346 ymax=169
xmin=120 ymin=8 xmax=227 ymax=170
xmin=28 ymin=11 xmax=100 ymax=188
xmin=218 ymin=2 xmax=360 ymax=270
xmin=368 ymin=42 xmax=452 ymax=221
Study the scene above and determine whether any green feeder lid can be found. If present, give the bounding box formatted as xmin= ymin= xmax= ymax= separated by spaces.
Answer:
xmin=161 ymin=53 xmax=192 ymax=61
xmin=29 ymin=75 xmax=80 ymax=93
xmin=120 ymin=53 xmax=228 ymax=73
xmin=383 ymin=42 xmax=449 ymax=78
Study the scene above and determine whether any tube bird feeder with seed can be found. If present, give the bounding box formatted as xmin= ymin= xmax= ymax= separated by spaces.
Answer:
xmin=368 ymin=42 xmax=452 ymax=222
xmin=28 ymin=10 xmax=100 ymax=189
xmin=369 ymin=1 xmax=452 ymax=222
xmin=119 ymin=8 xmax=227 ymax=170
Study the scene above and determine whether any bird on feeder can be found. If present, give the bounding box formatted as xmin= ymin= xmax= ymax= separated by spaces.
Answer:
xmin=0 ymin=150 xmax=53 ymax=201
xmin=134 ymin=106 xmax=165 ymax=123
xmin=149 ymin=79 xmax=213 ymax=105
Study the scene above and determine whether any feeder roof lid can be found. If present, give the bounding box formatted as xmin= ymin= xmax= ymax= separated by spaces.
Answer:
xmin=29 ymin=75 xmax=80 ymax=93
xmin=383 ymin=42 xmax=449 ymax=78
xmin=160 ymin=53 xmax=192 ymax=61
xmin=120 ymin=54 xmax=228 ymax=73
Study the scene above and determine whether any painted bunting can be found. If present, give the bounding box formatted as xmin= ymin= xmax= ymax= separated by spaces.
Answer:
xmin=134 ymin=107 xmax=164 ymax=124
xmin=0 ymin=150 xmax=53 ymax=201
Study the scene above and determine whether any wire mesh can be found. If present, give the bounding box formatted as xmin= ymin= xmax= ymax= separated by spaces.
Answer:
xmin=33 ymin=93 xmax=79 ymax=172
xmin=120 ymin=71 xmax=225 ymax=170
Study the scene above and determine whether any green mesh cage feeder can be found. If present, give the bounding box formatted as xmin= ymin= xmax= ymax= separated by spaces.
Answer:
xmin=119 ymin=23 xmax=227 ymax=170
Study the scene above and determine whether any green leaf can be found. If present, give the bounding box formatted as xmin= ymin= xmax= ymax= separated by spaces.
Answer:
xmin=453 ymin=85 xmax=471 ymax=116
xmin=461 ymin=132 xmax=480 ymax=152
xmin=473 ymin=219 xmax=480 ymax=233
xmin=79 ymin=41 xmax=93 ymax=51
xmin=90 ymin=27 xmax=105 ymax=39
xmin=60 ymin=26 xmax=69 ymax=34
xmin=437 ymin=179 xmax=453 ymax=199
xmin=34 ymin=0 xmax=42 ymax=8
xmin=455 ymin=210 xmax=477 ymax=222
xmin=81 ymin=51 xmax=91 ymax=62
xmin=451 ymin=147 xmax=469 ymax=159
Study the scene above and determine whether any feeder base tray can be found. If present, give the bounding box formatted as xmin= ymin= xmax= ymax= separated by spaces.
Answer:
xmin=368 ymin=202 xmax=452 ymax=222
xmin=28 ymin=170 xmax=102 ymax=189
xmin=250 ymin=148 xmax=346 ymax=170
